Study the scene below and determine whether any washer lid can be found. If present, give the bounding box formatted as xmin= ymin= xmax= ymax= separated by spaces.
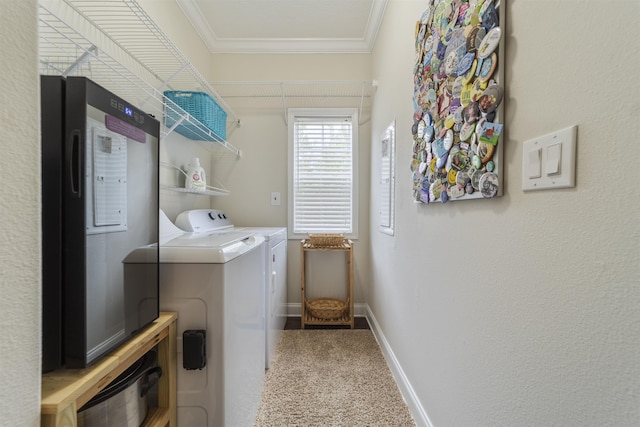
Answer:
xmin=159 ymin=209 xmax=185 ymax=241
xmin=236 ymin=227 xmax=287 ymax=243
xmin=159 ymin=232 xmax=264 ymax=263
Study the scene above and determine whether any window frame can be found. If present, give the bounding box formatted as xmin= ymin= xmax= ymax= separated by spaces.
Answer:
xmin=287 ymin=108 xmax=359 ymax=240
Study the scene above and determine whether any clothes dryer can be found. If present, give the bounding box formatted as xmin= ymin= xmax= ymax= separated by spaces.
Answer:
xmin=238 ymin=227 xmax=287 ymax=369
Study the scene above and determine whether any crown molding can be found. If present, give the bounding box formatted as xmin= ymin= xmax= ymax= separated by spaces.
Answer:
xmin=176 ymin=0 xmax=387 ymax=54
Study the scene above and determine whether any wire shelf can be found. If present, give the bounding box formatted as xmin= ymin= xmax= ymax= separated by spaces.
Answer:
xmin=38 ymin=0 xmax=240 ymax=156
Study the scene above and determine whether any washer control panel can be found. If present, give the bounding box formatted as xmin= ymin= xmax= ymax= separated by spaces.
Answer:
xmin=175 ymin=209 xmax=234 ymax=232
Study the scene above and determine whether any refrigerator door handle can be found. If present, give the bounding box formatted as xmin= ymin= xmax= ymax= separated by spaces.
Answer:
xmin=69 ymin=130 xmax=81 ymax=198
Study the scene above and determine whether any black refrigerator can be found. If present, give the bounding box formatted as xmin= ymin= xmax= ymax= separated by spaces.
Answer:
xmin=41 ymin=76 xmax=160 ymax=371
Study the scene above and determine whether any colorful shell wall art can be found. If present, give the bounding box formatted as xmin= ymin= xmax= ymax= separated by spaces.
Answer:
xmin=411 ymin=0 xmax=504 ymax=203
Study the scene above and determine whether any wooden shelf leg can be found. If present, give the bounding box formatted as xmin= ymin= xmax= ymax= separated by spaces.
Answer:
xmin=349 ymin=246 xmax=354 ymax=329
xmin=41 ymin=402 xmax=77 ymax=427
xmin=158 ymin=319 xmax=177 ymax=426
xmin=301 ymin=241 xmax=306 ymax=329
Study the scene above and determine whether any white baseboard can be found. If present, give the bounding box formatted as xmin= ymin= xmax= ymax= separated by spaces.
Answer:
xmin=365 ymin=306 xmax=433 ymax=427
xmin=287 ymin=302 xmax=432 ymax=427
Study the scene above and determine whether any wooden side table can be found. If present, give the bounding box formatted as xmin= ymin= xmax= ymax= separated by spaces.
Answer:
xmin=41 ymin=312 xmax=178 ymax=427
xmin=300 ymin=239 xmax=354 ymax=328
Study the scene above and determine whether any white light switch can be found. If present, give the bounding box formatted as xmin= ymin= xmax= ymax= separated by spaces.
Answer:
xmin=546 ymin=143 xmax=562 ymax=175
xmin=522 ymin=125 xmax=577 ymax=191
xmin=271 ymin=192 xmax=281 ymax=206
xmin=528 ymin=148 xmax=542 ymax=179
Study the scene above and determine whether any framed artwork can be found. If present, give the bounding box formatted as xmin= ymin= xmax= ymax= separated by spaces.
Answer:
xmin=379 ymin=120 xmax=395 ymax=235
xmin=411 ymin=0 xmax=505 ymax=204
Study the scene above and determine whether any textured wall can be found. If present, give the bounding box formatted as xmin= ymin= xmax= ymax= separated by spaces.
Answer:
xmin=0 ymin=1 xmax=42 ymax=425
xmin=370 ymin=1 xmax=639 ymax=426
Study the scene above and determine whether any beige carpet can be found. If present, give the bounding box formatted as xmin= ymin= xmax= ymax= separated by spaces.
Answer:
xmin=254 ymin=330 xmax=416 ymax=426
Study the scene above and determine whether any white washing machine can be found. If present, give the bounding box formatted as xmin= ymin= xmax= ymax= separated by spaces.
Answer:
xmin=158 ymin=210 xmax=266 ymax=427
xmin=175 ymin=210 xmax=287 ymax=370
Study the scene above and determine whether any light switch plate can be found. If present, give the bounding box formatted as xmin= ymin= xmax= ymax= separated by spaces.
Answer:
xmin=271 ymin=192 xmax=281 ymax=206
xmin=522 ymin=125 xmax=577 ymax=191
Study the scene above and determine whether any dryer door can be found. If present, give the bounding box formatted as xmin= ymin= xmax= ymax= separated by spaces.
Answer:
xmin=267 ymin=239 xmax=287 ymax=368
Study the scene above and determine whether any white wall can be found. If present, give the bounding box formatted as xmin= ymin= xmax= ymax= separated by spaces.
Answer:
xmin=137 ymin=0 xmax=211 ymax=75
xmin=369 ymin=1 xmax=640 ymax=426
xmin=0 ymin=1 xmax=42 ymax=425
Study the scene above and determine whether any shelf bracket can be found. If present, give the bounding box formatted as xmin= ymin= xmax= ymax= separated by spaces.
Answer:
xmin=164 ymin=112 xmax=188 ymax=137
xmin=358 ymin=81 xmax=366 ymax=125
xmin=156 ymin=63 xmax=188 ymax=96
xmin=63 ymin=45 xmax=97 ymax=77
xmin=140 ymin=64 xmax=189 ymax=108
xmin=281 ymin=82 xmax=288 ymax=126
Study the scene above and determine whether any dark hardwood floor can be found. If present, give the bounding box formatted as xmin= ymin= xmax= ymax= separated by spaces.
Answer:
xmin=284 ymin=316 xmax=370 ymax=330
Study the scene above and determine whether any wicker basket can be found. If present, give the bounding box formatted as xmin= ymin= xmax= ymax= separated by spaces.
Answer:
xmin=164 ymin=90 xmax=227 ymax=142
xmin=307 ymin=233 xmax=345 ymax=247
xmin=305 ymin=298 xmax=349 ymax=320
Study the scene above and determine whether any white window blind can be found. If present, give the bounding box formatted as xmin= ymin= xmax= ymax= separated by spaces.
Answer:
xmin=291 ymin=114 xmax=355 ymax=235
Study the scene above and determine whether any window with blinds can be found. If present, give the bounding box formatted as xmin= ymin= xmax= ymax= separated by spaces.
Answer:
xmin=288 ymin=109 xmax=358 ymax=238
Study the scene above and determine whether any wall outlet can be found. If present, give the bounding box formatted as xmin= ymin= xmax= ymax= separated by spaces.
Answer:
xmin=271 ymin=192 xmax=281 ymax=206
